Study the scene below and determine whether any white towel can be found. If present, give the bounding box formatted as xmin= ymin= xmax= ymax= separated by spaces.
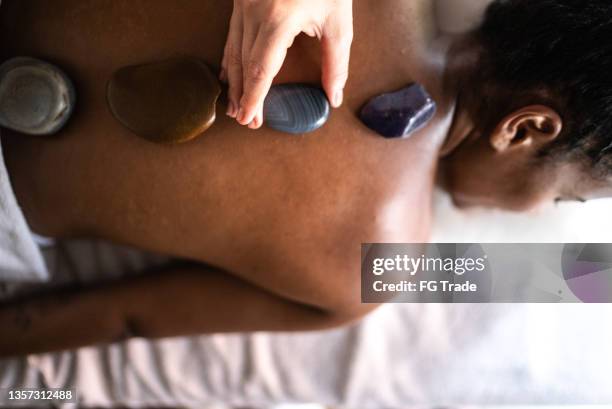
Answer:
xmin=0 ymin=136 xmax=49 ymax=282
xmin=0 ymin=0 xmax=50 ymax=284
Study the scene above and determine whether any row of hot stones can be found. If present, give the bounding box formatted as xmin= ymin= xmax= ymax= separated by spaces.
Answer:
xmin=0 ymin=56 xmax=436 ymax=142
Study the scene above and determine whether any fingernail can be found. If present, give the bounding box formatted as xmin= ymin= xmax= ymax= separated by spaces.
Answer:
xmin=226 ymin=101 xmax=235 ymax=117
xmin=333 ymin=90 xmax=343 ymax=108
xmin=252 ymin=114 xmax=262 ymax=129
xmin=237 ymin=107 xmax=246 ymax=124
xmin=219 ymin=68 xmax=227 ymax=82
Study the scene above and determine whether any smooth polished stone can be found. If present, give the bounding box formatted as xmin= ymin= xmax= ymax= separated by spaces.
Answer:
xmin=359 ymin=83 xmax=436 ymax=139
xmin=0 ymin=57 xmax=76 ymax=135
xmin=107 ymin=56 xmax=221 ymax=144
xmin=264 ymin=84 xmax=330 ymax=134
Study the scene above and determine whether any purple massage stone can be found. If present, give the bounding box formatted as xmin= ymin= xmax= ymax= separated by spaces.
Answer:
xmin=359 ymin=83 xmax=437 ymax=139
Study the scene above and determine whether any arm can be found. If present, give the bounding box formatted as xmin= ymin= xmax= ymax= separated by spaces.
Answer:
xmin=0 ymin=264 xmax=354 ymax=357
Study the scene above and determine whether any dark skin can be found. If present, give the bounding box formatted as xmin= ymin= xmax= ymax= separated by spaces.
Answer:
xmin=8 ymin=0 xmax=605 ymax=357
xmin=0 ymin=0 xmax=455 ymax=357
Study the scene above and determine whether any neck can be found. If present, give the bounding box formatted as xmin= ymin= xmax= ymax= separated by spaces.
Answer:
xmin=438 ymin=34 xmax=481 ymax=156
xmin=433 ymin=34 xmax=481 ymax=190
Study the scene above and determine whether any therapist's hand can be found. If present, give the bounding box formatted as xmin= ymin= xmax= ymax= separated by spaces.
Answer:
xmin=220 ymin=0 xmax=354 ymax=129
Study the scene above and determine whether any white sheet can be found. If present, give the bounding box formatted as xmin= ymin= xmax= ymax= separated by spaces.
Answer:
xmin=0 ymin=138 xmax=48 ymax=283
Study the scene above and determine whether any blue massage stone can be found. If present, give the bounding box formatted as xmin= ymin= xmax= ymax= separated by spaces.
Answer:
xmin=359 ymin=83 xmax=436 ymax=139
xmin=264 ymin=84 xmax=330 ymax=134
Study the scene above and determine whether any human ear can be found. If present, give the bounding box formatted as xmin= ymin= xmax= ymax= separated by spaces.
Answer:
xmin=490 ymin=105 xmax=563 ymax=152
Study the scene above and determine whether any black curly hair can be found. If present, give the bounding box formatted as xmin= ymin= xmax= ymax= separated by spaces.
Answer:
xmin=475 ymin=0 xmax=612 ymax=177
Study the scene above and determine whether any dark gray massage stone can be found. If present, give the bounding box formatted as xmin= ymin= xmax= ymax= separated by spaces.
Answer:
xmin=263 ymin=84 xmax=330 ymax=134
xmin=359 ymin=83 xmax=436 ymax=139
xmin=0 ymin=57 xmax=76 ymax=135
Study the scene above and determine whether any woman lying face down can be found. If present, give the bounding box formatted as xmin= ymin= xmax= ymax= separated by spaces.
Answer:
xmin=1 ymin=0 xmax=612 ymax=356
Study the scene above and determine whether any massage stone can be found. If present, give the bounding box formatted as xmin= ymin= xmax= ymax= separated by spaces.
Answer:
xmin=107 ymin=56 xmax=221 ymax=144
xmin=359 ymin=83 xmax=436 ymax=138
xmin=263 ymin=84 xmax=330 ymax=134
xmin=0 ymin=57 xmax=76 ymax=135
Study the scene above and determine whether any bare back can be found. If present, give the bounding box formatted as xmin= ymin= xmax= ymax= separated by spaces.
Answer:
xmin=0 ymin=0 xmax=453 ymax=276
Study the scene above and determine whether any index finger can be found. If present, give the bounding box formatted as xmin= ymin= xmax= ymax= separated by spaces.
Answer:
xmin=321 ymin=32 xmax=352 ymax=108
xmin=237 ymin=24 xmax=296 ymax=126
